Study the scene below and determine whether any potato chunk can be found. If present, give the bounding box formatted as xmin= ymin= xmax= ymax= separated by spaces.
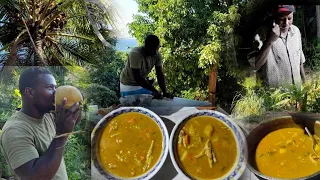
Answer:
xmin=204 ymin=124 xmax=214 ymax=137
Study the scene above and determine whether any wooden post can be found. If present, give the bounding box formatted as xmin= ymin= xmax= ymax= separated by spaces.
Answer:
xmin=208 ymin=64 xmax=218 ymax=106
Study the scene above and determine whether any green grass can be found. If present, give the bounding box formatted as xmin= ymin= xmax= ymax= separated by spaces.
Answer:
xmin=231 ymin=90 xmax=265 ymax=119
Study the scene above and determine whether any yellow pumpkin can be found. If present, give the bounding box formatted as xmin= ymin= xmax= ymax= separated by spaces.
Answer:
xmin=55 ymin=85 xmax=83 ymax=109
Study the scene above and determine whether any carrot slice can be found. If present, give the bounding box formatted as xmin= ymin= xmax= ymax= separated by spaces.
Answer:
xmin=128 ymin=117 xmax=136 ymax=123
xmin=184 ymin=135 xmax=190 ymax=145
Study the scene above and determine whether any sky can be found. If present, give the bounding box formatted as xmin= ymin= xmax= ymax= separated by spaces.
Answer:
xmin=112 ymin=0 xmax=139 ymax=38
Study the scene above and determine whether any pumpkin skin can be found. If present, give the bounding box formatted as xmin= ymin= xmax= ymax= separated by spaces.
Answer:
xmin=55 ymin=85 xmax=83 ymax=109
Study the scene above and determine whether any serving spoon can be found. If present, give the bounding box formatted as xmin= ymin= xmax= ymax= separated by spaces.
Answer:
xmin=305 ymin=127 xmax=320 ymax=159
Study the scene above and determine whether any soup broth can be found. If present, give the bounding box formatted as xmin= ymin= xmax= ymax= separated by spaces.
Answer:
xmin=98 ymin=112 xmax=163 ymax=178
xmin=177 ymin=116 xmax=237 ymax=179
xmin=255 ymin=127 xmax=320 ymax=179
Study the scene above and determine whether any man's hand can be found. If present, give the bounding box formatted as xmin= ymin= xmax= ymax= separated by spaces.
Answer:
xmin=163 ymin=92 xmax=174 ymax=99
xmin=268 ymin=21 xmax=280 ymax=43
xmin=152 ymin=91 xmax=163 ymax=100
xmin=55 ymin=97 xmax=81 ymax=134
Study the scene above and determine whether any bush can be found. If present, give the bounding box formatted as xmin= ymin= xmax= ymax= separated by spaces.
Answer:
xmin=231 ymin=75 xmax=320 ymax=119
xmin=0 ymin=134 xmax=12 ymax=178
xmin=85 ymin=83 xmax=119 ymax=108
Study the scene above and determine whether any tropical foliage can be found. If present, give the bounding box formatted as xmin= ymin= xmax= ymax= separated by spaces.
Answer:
xmin=231 ymin=75 xmax=320 ymax=119
xmin=128 ymin=1 xmax=320 ymax=112
xmin=0 ymin=0 xmax=116 ymax=73
xmin=129 ymin=0 xmax=246 ymax=106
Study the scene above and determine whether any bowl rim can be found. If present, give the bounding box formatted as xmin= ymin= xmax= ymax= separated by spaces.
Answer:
xmin=169 ymin=110 xmax=248 ymax=180
xmin=246 ymin=115 xmax=320 ymax=180
xmin=91 ymin=106 xmax=169 ymax=180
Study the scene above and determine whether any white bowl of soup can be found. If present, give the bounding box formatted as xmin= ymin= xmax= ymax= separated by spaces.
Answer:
xmin=169 ymin=110 xmax=248 ymax=180
xmin=247 ymin=115 xmax=320 ymax=180
xmin=91 ymin=107 xmax=169 ymax=180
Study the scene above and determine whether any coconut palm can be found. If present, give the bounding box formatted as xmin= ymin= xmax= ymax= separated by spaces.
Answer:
xmin=0 ymin=0 xmax=117 ymax=72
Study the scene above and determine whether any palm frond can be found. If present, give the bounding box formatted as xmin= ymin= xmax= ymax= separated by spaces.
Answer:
xmin=57 ymin=41 xmax=96 ymax=64
xmin=42 ymin=11 xmax=62 ymax=32
xmin=31 ymin=0 xmax=35 ymax=22
xmin=22 ymin=0 xmax=31 ymax=15
xmin=84 ymin=0 xmax=118 ymax=28
xmin=63 ymin=6 xmax=91 ymax=35
xmin=39 ymin=0 xmax=51 ymax=23
xmin=66 ymin=14 xmax=87 ymax=19
xmin=0 ymin=52 xmax=9 ymax=63
xmin=0 ymin=42 xmax=12 ymax=52
xmin=82 ymin=0 xmax=116 ymax=48
xmin=48 ymin=33 xmax=94 ymax=41
xmin=45 ymin=36 xmax=64 ymax=57
xmin=0 ymin=21 xmax=12 ymax=24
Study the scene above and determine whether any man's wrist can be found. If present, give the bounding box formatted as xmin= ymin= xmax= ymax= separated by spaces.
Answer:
xmin=53 ymin=136 xmax=68 ymax=149
xmin=266 ymin=37 xmax=275 ymax=46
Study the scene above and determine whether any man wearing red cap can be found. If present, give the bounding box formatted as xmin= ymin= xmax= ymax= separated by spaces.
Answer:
xmin=248 ymin=5 xmax=306 ymax=88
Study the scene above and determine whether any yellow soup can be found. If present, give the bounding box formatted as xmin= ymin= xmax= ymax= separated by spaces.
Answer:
xmin=256 ymin=127 xmax=320 ymax=179
xmin=98 ymin=112 xmax=163 ymax=178
xmin=177 ymin=116 xmax=237 ymax=179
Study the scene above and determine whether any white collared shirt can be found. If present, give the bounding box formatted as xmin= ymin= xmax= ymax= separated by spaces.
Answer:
xmin=248 ymin=24 xmax=305 ymax=87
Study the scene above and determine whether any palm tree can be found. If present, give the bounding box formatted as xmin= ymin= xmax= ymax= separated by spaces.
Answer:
xmin=0 ymin=0 xmax=117 ymax=74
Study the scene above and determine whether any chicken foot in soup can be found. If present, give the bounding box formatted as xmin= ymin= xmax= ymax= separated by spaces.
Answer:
xmin=205 ymin=139 xmax=217 ymax=168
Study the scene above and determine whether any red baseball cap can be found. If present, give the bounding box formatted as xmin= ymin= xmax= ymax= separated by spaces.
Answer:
xmin=273 ymin=5 xmax=295 ymax=14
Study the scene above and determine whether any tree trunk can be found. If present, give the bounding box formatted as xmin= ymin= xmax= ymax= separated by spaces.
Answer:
xmin=32 ymin=21 xmax=47 ymax=66
xmin=316 ymin=5 xmax=320 ymax=40
xmin=34 ymin=38 xmax=46 ymax=66
xmin=208 ymin=64 xmax=218 ymax=106
xmin=33 ymin=26 xmax=47 ymax=66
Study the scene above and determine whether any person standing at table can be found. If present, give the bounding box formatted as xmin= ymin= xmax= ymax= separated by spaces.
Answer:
xmin=120 ymin=34 xmax=173 ymax=101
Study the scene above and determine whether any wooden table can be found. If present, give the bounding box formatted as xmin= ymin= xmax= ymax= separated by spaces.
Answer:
xmin=91 ymin=106 xmax=260 ymax=180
